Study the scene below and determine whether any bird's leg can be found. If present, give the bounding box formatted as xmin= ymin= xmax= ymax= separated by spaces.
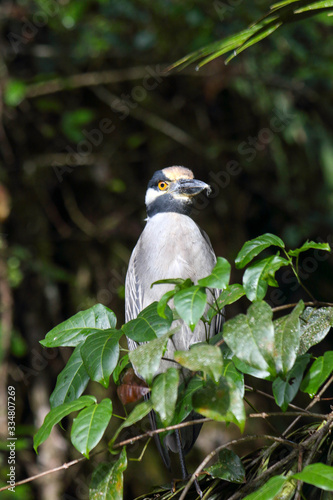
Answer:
xmin=175 ymin=429 xmax=203 ymax=498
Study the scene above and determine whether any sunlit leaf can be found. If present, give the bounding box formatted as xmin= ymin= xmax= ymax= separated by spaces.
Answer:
xmin=175 ymin=344 xmax=223 ymax=383
xmin=242 ymin=475 xmax=286 ymax=500
xmin=71 ymin=398 xmax=112 ymax=458
xmin=274 ymin=301 xmax=304 ymax=375
xmin=151 ymin=368 xmax=179 ymax=426
xmin=174 ymin=286 xmax=207 ymax=331
xmin=198 ymin=257 xmax=231 ymax=289
xmin=298 ymin=307 xmax=333 ymax=354
xmin=235 ymin=233 xmax=285 ymax=269
xmin=300 ymin=351 xmax=333 ymax=397
xmin=288 ymin=240 xmax=331 ymax=257
xmin=89 ymin=448 xmax=127 ymax=500
xmin=49 ymin=346 xmax=90 ymax=408
xmin=223 ymin=301 xmax=276 ymax=376
xmin=81 ymin=330 xmax=122 ymax=388
xmin=34 ymin=395 xmax=96 ymax=452
xmin=129 ymin=332 xmax=172 ymax=385
xmin=205 ymin=449 xmax=245 ymax=483
xmin=41 ymin=304 xmax=117 ymax=348
xmin=122 ymin=302 xmax=173 ymax=342
xmin=242 ymin=255 xmax=289 ymax=301
xmin=291 ymin=463 xmax=333 ymax=491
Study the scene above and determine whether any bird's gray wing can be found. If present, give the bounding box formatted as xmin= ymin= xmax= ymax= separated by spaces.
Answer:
xmin=125 ymin=247 xmax=143 ymax=351
xmin=199 ymin=227 xmax=225 ymax=335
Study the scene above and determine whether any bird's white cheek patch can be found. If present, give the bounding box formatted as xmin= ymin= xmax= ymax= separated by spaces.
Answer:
xmin=145 ymin=187 xmax=164 ymax=206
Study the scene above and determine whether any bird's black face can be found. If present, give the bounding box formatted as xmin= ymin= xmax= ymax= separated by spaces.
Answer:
xmin=145 ymin=166 xmax=211 ymax=218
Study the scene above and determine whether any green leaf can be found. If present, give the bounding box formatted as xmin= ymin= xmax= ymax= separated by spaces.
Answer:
xmin=291 ymin=463 xmax=333 ymax=491
xmin=41 ymin=304 xmax=117 ymax=347
xmin=300 ymin=351 xmax=333 ymax=397
xmin=89 ymin=448 xmax=127 ymax=500
xmin=49 ymin=346 xmax=90 ymax=408
xmin=223 ymin=301 xmax=276 ymax=376
xmin=113 ymin=354 xmax=130 ymax=385
xmin=272 ymin=355 xmax=310 ymax=411
xmin=298 ymin=307 xmax=333 ymax=355
xmin=222 ymin=360 xmax=244 ymax=397
xmin=243 ymin=255 xmax=290 ymax=301
xmin=198 ymin=257 xmax=231 ymax=289
xmin=192 ymin=377 xmax=245 ymax=431
xmin=274 ymin=301 xmax=304 ymax=375
xmin=109 ymin=399 xmax=153 ymax=448
xmin=235 ymin=233 xmax=285 ymax=269
xmin=174 ymin=286 xmax=207 ymax=331
xmin=205 ymin=449 xmax=245 ymax=483
xmin=157 ymin=290 xmax=177 ymax=319
xmin=128 ymin=332 xmax=172 ymax=385
xmin=207 ymin=284 xmax=245 ymax=322
xmin=151 ymin=368 xmax=179 ymax=426
xmin=174 ymin=344 xmax=223 ymax=383
xmin=81 ymin=330 xmax=122 ymax=388
xmin=233 ymin=357 xmax=272 ymax=380
xmin=71 ymin=398 xmax=112 ymax=458
xmin=122 ymin=302 xmax=173 ymax=342
xmin=294 ymin=2 xmax=333 ymax=14
xmin=172 ymin=377 xmax=203 ymax=424
xmin=243 ymin=475 xmax=286 ymax=500
xmin=4 ymin=80 xmax=27 ymax=106
xmin=33 ymin=395 xmax=96 ymax=452
xmin=288 ymin=240 xmax=331 ymax=257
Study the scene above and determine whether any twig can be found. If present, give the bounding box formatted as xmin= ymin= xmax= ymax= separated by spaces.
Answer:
xmin=248 ymin=411 xmax=327 ymax=419
xmin=179 ymin=435 xmax=299 ymax=500
xmin=272 ymin=301 xmax=333 ymax=313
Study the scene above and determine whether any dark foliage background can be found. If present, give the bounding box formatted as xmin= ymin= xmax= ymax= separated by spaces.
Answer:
xmin=0 ymin=1 xmax=332 ymax=498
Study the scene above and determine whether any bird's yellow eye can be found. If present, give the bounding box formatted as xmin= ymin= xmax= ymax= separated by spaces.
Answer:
xmin=158 ymin=181 xmax=169 ymax=191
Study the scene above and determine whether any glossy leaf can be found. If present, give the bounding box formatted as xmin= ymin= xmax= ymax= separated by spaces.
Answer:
xmin=222 ymin=360 xmax=244 ymax=397
xmin=243 ymin=475 xmax=286 ymax=500
xmin=71 ymin=398 xmax=112 ymax=458
xmin=129 ymin=332 xmax=172 ymax=385
xmin=300 ymin=351 xmax=333 ymax=397
xmin=49 ymin=346 xmax=90 ymax=409
xmin=274 ymin=301 xmax=304 ymax=375
xmin=205 ymin=449 xmax=245 ymax=483
xmin=110 ymin=399 xmax=153 ymax=447
xmin=89 ymin=448 xmax=127 ymax=500
xmin=272 ymin=355 xmax=310 ymax=411
xmin=193 ymin=377 xmax=245 ymax=430
xmin=243 ymin=255 xmax=289 ymax=301
xmin=235 ymin=233 xmax=285 ymax=269
xmin=157 ymin=290 xmax=177 ymax=319
xmin=223 ymin=301 xmax=276 ymax=376
xmin=113 ymin=354 xmax=130 ymax=385
xmin=198 ymin=257 xmax=231 ymax=289
xmin=174 ymin=344 xmax=223 ymax=383
xmin=298 ymin=307 xmax=333 ymax=355
xmin=174 ymin=286 xmax=207 ymax=331
xmin=151 ymin=368 xmax=179 ymax=426
xmin=292 ymin=463 xmax=333 ymax=491
xmin=172 ymin=377 xmax=203 ymax=424
xmin=34 ymin=395 xmax=96 ymax=452
xmin=81 ymin=330 xmax=122 ymax=388
xmin=122 ymin=302 xmax=173 ymax=342
xmin=41 ymin=304 xmax=117 ymax=347
xmin=288 ymin=240 xmax=331 ymax=257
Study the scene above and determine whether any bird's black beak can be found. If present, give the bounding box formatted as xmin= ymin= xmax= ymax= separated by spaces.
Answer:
xmin=173 ymin=179 xmax=211 ymax=197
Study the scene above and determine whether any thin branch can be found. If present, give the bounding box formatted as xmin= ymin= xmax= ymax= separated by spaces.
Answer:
xmin=272 ymin=301 xmax=333 ymax=313
xmin=248 ymin=411 xmax=327 ymax=419
xmin=179 ymin=435 xmax=299 ymax=500
xmin=113 ymin=417 xmax=210 ymax=449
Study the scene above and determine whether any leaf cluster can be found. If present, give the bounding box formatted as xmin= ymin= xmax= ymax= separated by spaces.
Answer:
xmin=34 ymin=234 xmax=333 ymax=498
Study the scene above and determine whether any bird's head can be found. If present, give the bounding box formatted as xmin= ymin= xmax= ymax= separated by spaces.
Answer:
xmin=145 ymin=166 xmax=211 ymax=218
